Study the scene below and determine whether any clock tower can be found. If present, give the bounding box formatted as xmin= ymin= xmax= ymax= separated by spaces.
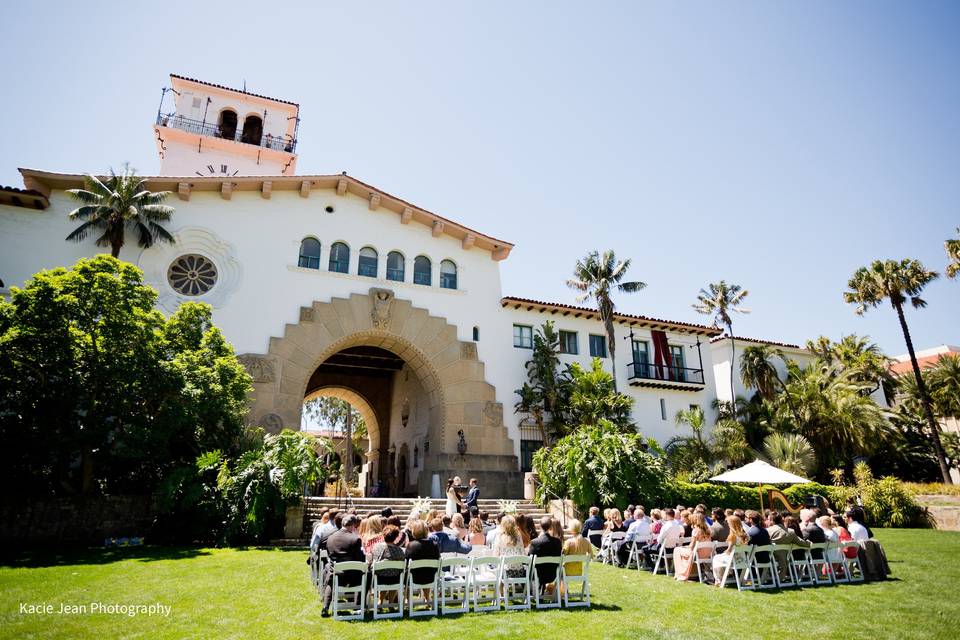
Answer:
xmin=153 ymin=74 xmax=299 ymax=177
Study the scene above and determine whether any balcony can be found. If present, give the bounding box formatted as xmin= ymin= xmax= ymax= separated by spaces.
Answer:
xmin=156 ymin=113 xmax=297 ymax=153
xmin=627 ymin=360 xmax=705 ymax=391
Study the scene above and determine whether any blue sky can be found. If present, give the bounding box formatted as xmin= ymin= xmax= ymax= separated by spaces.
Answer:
xmin=1 ymin=1 xmax=957 ymax=356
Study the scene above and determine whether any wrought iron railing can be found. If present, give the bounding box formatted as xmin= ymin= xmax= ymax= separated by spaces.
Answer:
xmin=156 ymin=113 xmax=297 ymax=153
xmin=628 ymin=360 xmax=705 ymax=385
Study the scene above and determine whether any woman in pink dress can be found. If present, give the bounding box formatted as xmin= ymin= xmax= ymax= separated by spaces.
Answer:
xmin=673 ymin=513 xmax=712 ymax=581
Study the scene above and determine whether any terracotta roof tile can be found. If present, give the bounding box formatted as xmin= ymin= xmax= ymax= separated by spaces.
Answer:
xmin=709 ymin=334 xmax=803 ymax=350
xmin=171 ymin=73 xmax=299 ymax=107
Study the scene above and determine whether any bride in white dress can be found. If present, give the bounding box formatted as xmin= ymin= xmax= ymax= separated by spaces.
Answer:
xmin=445 ymin=476 xmax=463 ymax=516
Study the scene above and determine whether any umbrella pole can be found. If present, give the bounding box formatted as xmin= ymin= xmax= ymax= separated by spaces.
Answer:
xmin=758 ymin=484 xmax=764 ymax=513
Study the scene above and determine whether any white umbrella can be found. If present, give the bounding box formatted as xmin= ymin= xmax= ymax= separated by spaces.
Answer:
xmin=710 ymin=459 xmax=810 ymax=512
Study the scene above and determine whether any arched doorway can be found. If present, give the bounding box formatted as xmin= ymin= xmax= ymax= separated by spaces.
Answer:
xmin=241 ymin=288 xmax=523 ymax=497
xmin=218 ymin=109 xmax=238 ymax=140
xmin=241 ymin=114 xmax=263 ymax=145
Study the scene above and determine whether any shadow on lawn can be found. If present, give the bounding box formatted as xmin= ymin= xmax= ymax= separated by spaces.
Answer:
xmin=341 ymin=602 xmax=622 ymax=623
xmin=1 ymin=545 xmax=213 ymax=568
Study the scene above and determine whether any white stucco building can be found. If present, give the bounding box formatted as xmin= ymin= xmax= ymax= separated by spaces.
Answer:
xmin=0 ymin=74 xmax=806 ymax=497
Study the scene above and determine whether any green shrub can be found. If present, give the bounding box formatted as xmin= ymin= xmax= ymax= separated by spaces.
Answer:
xmin=534 ymin=421 xmax=669 ymax=510
xmin=904 ymin=482 xmax=960 ymax=497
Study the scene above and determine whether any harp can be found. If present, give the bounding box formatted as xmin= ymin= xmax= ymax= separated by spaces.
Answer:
xmin=765 ymin=489 xmax=803 ymax=516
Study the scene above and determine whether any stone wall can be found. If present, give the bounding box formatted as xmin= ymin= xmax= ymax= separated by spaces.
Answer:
xmin=0 ymin=496 xmax=158 ymax=547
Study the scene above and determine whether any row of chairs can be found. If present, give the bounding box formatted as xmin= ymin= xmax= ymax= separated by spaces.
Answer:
xmin=603 ymin=531 xmax=865 ymax=590
xmin=315 ymin=553 xmax=592 ymax=621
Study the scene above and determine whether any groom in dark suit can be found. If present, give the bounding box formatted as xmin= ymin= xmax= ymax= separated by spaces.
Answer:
xmin=465 ymin=478 xmax=480 ymax=511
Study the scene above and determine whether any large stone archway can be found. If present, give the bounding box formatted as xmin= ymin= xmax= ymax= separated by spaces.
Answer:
xmin=240 ymin=287 xmax=521 ymax=497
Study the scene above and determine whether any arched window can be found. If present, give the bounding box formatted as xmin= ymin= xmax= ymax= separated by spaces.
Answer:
xmin=329 ymin=242 xmax=349 ymax=273
xmin=241 ymin=114 xmax=263 ymax=145
xmin=217 ymin=109 xmax=237 ymax=140
xmin=298 ymin=238 xmax=321 ymax=269
xmin=413 ymin=256 xmax=432 ymax=286
xmin=472 ymin=326 xmax=479 ymax=341
xmin=440 ymin=259 xmax=457 ymax=289
xmin=386 ymin=251 xmax=405 ymax=282
xmin=358 ymin=246 xmax=378 ymax=277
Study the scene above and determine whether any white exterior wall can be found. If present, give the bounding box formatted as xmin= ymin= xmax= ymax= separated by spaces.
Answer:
xmin=500 ymin=307 xmax=719 ymax=448
xmin=710 ymin=338 xmax=815 ymax=408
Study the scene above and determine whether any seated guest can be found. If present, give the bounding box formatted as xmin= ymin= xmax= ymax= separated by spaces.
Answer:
xmin=321 ymin=514 xmax=364 ymax=616
xmin=562 ymin=519 xmax=594 ymax=583
xmin=522 ymin=513 xmax=539 ymax=547
xmin=680 ymin=510 xmax=693 ymax=537
xmin=696 ymin=504 xmax=711 ymax=525
xmin=492 ymin=516 xmax=527 ymax=577
xmin=317 ymin=512 xmax=344 ymax=551
xmin=405 ymin=520 xmax=440 ymax=588
xmin=528 ymin=516 xmax=563 ymax=590
xmin=386 ymin=515 xmax=407 ymax=547
xmin=516 ymin=513 xmax=532 ymax=548
xmin=368 ymin=525 xmax=406 ymax=585
xmin=428 ymin=517 xmax=472 ymax=554
xmin=605 ymin=508 xmax=625 ymax=533
xmin=674 ymin=513 xmax=712 ymax=581
xmin=617 ymin=509 xmax=653 ymax=566
xmin=744 ymin=510 xmax=771 ymax=564
xmin=361 ymin=515 xmax=385 ymax=556
xmin=798 ymin=508 xmax=826 ymax=561
xmin=845 ymin=509 xmax=871 ymax=541
xmin=581 ymin=506 xmax=605 ymax=547
xmin=449 ymin=513 xmax=468 ymax=540
xmin=818 ymin=515 xmax=843 ymax=566
xmin=709 ymin=508 xmax=729 ymax=542
xmin=309 ymin=510 xmax=329 ymax=554
xmin=623 ymin=506 xmax=636 ymax=529
xmin=712 ymin=514 xmax=749 ymax=586
xmin=478 ymin=511 xmax=494 ymax=534
xmin=642 ymin=508 xmax=682 ymax=569
xmin=649 ymin=509 xmax=663 ymax=536
xmin=485 ymin=512 xmax=504 ymax=547
xmin=733 ymin=508 xmax=745 ymax=520
xmin=319 ymin=509 xmax=339 ymax=537
xmin=766 ymin=510 xmax=810 ymax=580
xmin=467 ymin=515 xmax=487 ymax=546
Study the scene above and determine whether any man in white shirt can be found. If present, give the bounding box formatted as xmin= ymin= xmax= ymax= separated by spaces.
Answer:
xmin=642 ymin=508 xmax=682 ymax=569
xmin=616 ymin=509 xmax=652 ymax=566
xmin=845 ymin=509 xmax=871 ymax=541
xmin=485 ymin=513 xmax=503 ymax=546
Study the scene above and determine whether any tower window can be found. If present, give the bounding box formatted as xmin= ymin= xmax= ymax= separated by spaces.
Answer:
xmin=358 ymin=247 xmax=378 ymax=277
xmin=413 ymin=256 xmax=432 ymax=286
xmin=298 ymin=237 xmax=321 ymax=269
xmin=472 ymin=326 xmax=479 ymax=341
xmin=241 ymin=114 xmax=263 ymax=145
xmin=217 ymin=109 xmax=237 ymax=140
xmin=386 ymin=251 xmax=405 ymax=282
xmin=440 ymin=259 xmax=458 ymax=289
xmin=329 ymin=242 xmax=349 ymax=273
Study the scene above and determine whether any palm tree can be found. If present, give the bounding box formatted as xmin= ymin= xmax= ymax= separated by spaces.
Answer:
xmin=66 ymin=165 xmax=174 ymax=258
xmin=739 ymin=344 xmax=781 ymax=401
xmin=843 ymin=258 xmax=951 ymax=483
xmin=946 ymin=227 xmax=960 ymax=279
xmin=666 ymin=406 xmax=713 ymax=471
xmin=929 ymin=354 xmax=960 ymax=420
xmin=763 ymin=432 xmax=816 ymax=476
xmin=566 ymin=250 xmax=645 ymax=391
xmin=693 ymin=281 xmax=750 ymax=416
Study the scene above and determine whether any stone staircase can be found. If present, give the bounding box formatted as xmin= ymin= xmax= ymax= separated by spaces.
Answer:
xmin=295 ymin=496 xmax=551 ymax=541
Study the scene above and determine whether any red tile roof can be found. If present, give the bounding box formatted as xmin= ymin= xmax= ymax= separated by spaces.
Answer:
xmin=500 ymin=296 xmax=723 ymax=335
xmin=0 ymin=185 xmax=48 ymax=209
xmin=709 ymin=334 xmax=803 ymax=350
xmin=890 ymin=354 xmax=944 ymax=376
xmin=171 ymin=74 xmax=299 ymax=107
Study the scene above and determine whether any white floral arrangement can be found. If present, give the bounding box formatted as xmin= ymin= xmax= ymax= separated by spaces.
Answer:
xmin=497 ymin=499 xmax=519 ymax=515
xmin=410 ymin=496 xmax=433 ymax=516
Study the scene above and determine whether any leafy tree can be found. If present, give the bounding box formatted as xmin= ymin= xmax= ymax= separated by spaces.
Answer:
xmin=666 ymin=406 xmax=750 ymax=478
xmin=533 ymin=421 xmax=669 ymax=510
xmin=844 ymin=258 xmax=950 ymax=483
xmin=928 ymin=354 xmax=960 ymax=420
xmin=514 ymin=321 xmax=565 ymax=441
xmin=302 ymin=396 xmax=367 ymax=447
xmin=65 ymin=165 xmax=175 ymax=257
xmin=564 ymin=358 xmax=634 ymax=431
xmin=808 ymin=334 xmax=895 ymax=402
xmin=693 ymin=281 xmax=750 ymax=417
xmin=946 ymin=227 xmax=960 ymax=279
xmin=739 ymin=344 xmax=782 ymax=401
xmin=566 ymin=250 xmax=645 ymax=391
xmin=762 ymin=432 xmax=816 ymax=476
xmin=0 ymin=255 xmax=251 ymax=497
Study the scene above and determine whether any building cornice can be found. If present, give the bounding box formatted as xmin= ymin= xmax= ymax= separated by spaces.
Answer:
xmin=17 ymin=168 xmax=514 ymax=261
xmin=500 ymin=296 xmax=723 ymax=336
xmin=709 ymin=334 xmax=805 ymax=351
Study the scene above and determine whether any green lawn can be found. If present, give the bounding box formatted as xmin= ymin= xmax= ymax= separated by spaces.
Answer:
xmin=2 ymin=529 xmax=958 ymax=639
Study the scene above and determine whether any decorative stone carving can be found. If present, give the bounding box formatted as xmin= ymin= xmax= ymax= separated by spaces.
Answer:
xmin=258 ymin=413 xmax=284 ymax=434
xmin=370 ymin=287 xmax=395 ymax=329
xmin=401 ymin=398 xmax=410 ymax=428
xmin=300 ymin=307 xmax=315 ymax=322
xmin=483 ymin=401 xmax=504 ymax=429
xmin=238 ymin=355 xmax=275 ymax=383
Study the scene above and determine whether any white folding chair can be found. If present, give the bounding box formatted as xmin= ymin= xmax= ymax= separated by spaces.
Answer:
xmin=624 ymin=536 xmax=650 ymax=570
xmin=407 ymin=558 xmax=440 ymax=617
xmin=532 ymin=556 xmax=562 ymax=609
xmin=560 ymin=554 xmax=591 ymax=608
xmin=331 ymin=561 xmax=367 ymax=621
xmin=370 ymin=559 xmax=405 ymax=620
xmin=439 ymin=557 xmax=471 ymax=615
xmin=469 ymin=556 xmax=502 ymax=612
xmin=500 ymin=555 xmax=533 ymax=610
xmin=601 ymin=532 xmax=625 ymax=565
xmin=835 ymin=541 xmax=865 ymax=583
xmin=750 ymin=545 xmax=779 ymax=589
xmin=587 ymin=530 xmax=604 ymax=552
xmin=717 ymin=544 xmax=755 ymax=591
xmin=693 ymin=540 xmax=718 ymax=584
xmin=807 ymin=542 xmax=835 ymax=585
xmin=771 ymin=544 xmax=799 ymax=588
xmin=791 ymin=545 xmax=817 ymax=587
xmin=311 ymin=549 xmax=328 ymax=592
xmin=652 ymin=541 xmax=678 ymax=576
